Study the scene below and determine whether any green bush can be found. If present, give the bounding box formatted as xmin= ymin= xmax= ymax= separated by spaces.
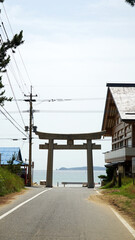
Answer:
xmin=0 ymin=167 xmax=24 ymax=196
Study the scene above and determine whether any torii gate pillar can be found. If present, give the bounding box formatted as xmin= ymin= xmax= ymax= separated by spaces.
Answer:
xmin=87 ymin=139 xmax=94 ymax=188
xmin=46 ymin=139 xmax=54 ymax=187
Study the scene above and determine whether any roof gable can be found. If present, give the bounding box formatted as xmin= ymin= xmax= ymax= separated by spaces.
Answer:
xmin=102 ymin=83 xmax=135 ymax=135
xmin=110 ymin=86 xmax=135 ymax=121
xmin=102 ymin=88 xmax=119 ymax=135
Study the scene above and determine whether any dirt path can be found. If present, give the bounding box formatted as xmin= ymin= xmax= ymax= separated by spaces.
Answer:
xmin=0 ymin=189 xmax=27 ymax=207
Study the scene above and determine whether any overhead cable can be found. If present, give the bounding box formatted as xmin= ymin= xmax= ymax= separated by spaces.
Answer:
xmin=0 ymin=108 xmax=27 ymax=137
xmin=0 ymin=33 xmax=25 ymax=95
xmin=6 ymin=71 xmax=26 ymax=127
xmin=2 ymin=3 xmax=37 ymax=95
xmin=2 ymin=106 xmax=28 ymax=134
xmin=0 ymin=19 xmax=28 ymax=94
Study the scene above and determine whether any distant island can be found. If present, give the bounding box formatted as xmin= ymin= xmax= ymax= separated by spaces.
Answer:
xmin=58 ymin=166 xmax=106 ymax=171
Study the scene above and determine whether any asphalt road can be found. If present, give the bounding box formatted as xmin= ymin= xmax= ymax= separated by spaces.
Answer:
xmin=0 ymin=187 xmax=134 ymax=240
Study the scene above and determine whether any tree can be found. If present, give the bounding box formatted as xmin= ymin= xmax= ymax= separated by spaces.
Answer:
xmin=125 ymin=0 xmax=135 ymax=6
xmin=0 ymin=30 xmax=24 ymax=105
xmin=7 ymin=152 xmax=22 ymax=174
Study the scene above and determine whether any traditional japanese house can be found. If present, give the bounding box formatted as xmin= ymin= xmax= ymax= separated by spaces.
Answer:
xmin=102 ymin=83 xmax=135 ymax=176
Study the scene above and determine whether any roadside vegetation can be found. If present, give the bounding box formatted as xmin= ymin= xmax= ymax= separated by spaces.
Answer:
xmin=0 ymin=167 xmax=24 ymax=196
xmin=98 ymin=171 xmax=135 ymax=227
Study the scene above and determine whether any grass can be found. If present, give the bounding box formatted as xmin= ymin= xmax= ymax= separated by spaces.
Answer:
xmin=102 ymin=177 xmax=135 ymax=198
xmin=0 ymin=167 xmax=24 ymax=196
xmin=101 ymin=177 xmax=135 ymax=226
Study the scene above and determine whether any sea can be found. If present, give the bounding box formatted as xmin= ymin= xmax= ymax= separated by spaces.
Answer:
xmin=33 ymin=169 xmax=106 ymax=187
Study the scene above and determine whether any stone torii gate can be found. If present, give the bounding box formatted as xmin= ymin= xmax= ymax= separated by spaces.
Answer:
xmin=36 ymin=131 xmax=105 ymax=188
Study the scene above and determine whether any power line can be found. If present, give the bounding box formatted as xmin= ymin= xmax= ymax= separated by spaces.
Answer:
xmin=9 ymin=97 xmax=106 ymax=102
xmin=1 ymin=2 xmax=14 ymax=35
xmin=0 ymin=137 xmax=28 ymax=140
xmin=35 ymin=97 xmax=105 ymax=105
xmin=8 ymin=62 xmax=25 ymax=95
xmin=0 ymin=108 xmax=27 ymax=137
xmin=2 ymin=106 xmax=28 ymax=134
xmin=1 ymin=3 xmax=36 ymax=95
xmin=31 ymin=110 xmax=103 ymax=113
xmin=0 ymin=19 xmax=27 ymax=128
xmin=6 ymin=71 xmax=26 ymax=127
xmin=0 ymin=19 xmax=28 ymax=95
xmin=0 ymin=19 xmax=27 ymax=96
xmin=0 ymin=109 xmax=104 ymax=114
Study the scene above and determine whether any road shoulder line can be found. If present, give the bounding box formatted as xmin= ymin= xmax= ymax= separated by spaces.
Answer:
xmin=95 ymin=189 xmax=135 ymax=238
xmin=110 ymin=207 xmax=135 ymax=238
xmin=0 ymin=188 xmax=52 ymax=220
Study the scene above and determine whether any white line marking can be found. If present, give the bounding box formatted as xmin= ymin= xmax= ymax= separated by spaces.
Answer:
xmin=110 ymin=207 xmax=135 ymax=238
xmin=95 ymin=189 xmax=135 ymax=237
xmin=94 ymin=188 xmax=102 ymax=195
xmin=0 ymin=188 xmax=52 ymax=220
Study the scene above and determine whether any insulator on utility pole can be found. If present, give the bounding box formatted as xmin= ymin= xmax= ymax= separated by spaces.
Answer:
xmin=33 ymin=126 xmax=37 ymax=132
xmin=25 ymin=126 xmax=29 ymax=132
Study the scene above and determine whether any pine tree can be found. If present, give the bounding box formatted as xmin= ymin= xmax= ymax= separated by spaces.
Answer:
xmin=125 ymin=0 xmax=135 ymax=6
xmin=0 ymin=30 xmax=24 ymax=105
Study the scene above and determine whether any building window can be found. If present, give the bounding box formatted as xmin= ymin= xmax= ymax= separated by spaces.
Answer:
xmin=120 ymin=141 xmax=123 ymax=148
xmin=125 ymin=138 xmax=132 ymax=147
xmin=127 ymin=138 xmax=132 ymax=147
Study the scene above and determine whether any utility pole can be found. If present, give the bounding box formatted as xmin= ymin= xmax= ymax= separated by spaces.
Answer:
xmin=24 ymin=86 xmax=37 ymax=186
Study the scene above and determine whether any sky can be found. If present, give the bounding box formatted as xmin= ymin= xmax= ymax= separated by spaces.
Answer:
xmin=0 ymin=0 xmax=135 ymax=170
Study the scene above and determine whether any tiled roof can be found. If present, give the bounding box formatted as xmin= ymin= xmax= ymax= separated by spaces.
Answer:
xmin=102 ymin=83 xmax=135 ymax=133
xmin=0 ymin=147 xmax=23 ymax=165
xmin=109 ymin=85 xmax=135 ymax=121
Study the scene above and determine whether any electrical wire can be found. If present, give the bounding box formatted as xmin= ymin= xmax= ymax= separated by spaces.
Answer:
xmin=10 ymin=53 xmax=26 ymax=94
xmin=1 ymin=3 xmax=36 ymax=95
xmin=6 ymin=71 xmax=26 ymax=127
xmin=0 ymin=30 xmax=27 ymax=129
xmin=8 ymin=62 xmax=25 ymax=95
xmin=2 ymin=106 xmax=28 ymax=134
xmin=2 ymin=109 xmax=103 ymax=114
xmin=35 ymin=110 xmax=103 ymax=113
xmin=35 ymin=97 xmax=105 ymax=106
xmin=0 ymin=137 xmax=28 ymax=140
xmin=0 ymin=19 xmax=28 ymax=94
xmin=0 ymin=108 xmax=27 ymax=137
xmin=0 ymin=21 xmax=26 ymax=96
xmin=1 ymin=3 xmax=14 ymax=35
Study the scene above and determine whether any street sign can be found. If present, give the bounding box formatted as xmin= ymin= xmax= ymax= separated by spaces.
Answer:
xmin=132 ymin=157 xmax=135 ymax=173
xmin=118 ymin=165 xmax=123 ymax=174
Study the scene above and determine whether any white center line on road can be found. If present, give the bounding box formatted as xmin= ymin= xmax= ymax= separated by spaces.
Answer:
xmin=0 ymin=188 xmax=52 ymax=220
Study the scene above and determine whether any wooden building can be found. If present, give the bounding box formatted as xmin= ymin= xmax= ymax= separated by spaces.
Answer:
xmin=102 ymin=83 xmax=135 ymax=176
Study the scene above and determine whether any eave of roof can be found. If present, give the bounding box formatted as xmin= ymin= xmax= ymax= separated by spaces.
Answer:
xmin=102 ymin=88 xmax=118 ymax=134
xmin=107 ymin=83 xmax=135 ymax=88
